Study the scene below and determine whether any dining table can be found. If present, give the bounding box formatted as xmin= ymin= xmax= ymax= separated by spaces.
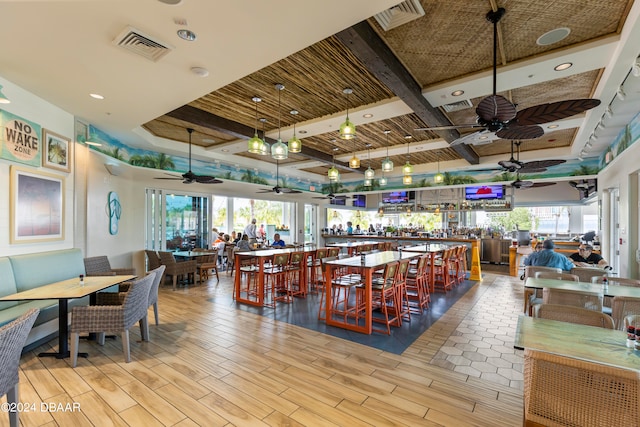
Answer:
xmin=326 ymin=240 xmax=381 ymax=256
xmin=323 ymin=250 xmax=421 ymax=334
xmin=172 ymin=250 xmax=214 ymax=260
xmin=234 ymin=247 xmax=314 ymax=307
xmin=0 ymin=274 xmax=136 ymax=359
xmin=524 ymin=277 xmax=640 ymax=313
xmin=514 ymin=315 xmax=640 ymax=371
xmin=402 ymin=243 xmax=450 ymax=292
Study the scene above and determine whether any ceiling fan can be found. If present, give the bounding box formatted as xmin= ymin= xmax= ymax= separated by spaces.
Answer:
xmin=312 ymin=193 xmax=351 ymax=201
xmin=155 ymin=128 xmax=222 ymax=184
xmin=498 ymin=140 xmax=566 ymax=173
xmin=256 ymin=160 xmax=302 ymax=194
xmin=415 ymin=7 xmax=600 ymax=145
xmin=569 ymin=178 xmax=597 ymax=197
xmin=511 ymin=173 xmax=556 ymax=190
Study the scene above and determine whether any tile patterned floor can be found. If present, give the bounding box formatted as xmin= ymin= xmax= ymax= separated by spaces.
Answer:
xmin=422 ymin=272 xmax=525 ymax=390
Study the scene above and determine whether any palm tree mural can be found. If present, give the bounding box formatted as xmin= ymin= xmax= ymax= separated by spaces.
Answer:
xmin=321 ymin=181 xmax=347 ymax=194
xmin=441 ymin=171 xmax=477 ymax=185
xmin=492 ymin=172 xmax=516 ymax=182
xmin=406 ymin=178 xmax=433 ymax=189
xmin=353 ymin=179 xmax=382 ymax=192
xmin=571 ymin=164 xmax=600 ymax=176
xmin=240 ymin=169 xmax=269 ymax=185
xmin=108 ymin=147 xmax=126 ymax=161
xmin=616 ymin=125 xmax=632 ymax=156
xmin=222 ymin=171 xmax=235 ymax=179
xmin=129 ymin=153 xmax=175 ymax=170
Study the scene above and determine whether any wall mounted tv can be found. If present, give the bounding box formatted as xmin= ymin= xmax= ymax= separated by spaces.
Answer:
xmin=464 ymin=185 xmax=505 ymax=200
xmin=352 ymin=194 xmax=366 ymax=208
xmin=382 ymin=191 xmax=415 ymax=204
xmin=329 ymin=197 xmax=346 ymax=206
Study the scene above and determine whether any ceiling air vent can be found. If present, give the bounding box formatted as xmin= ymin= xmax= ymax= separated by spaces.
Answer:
xmin=442 ymin=99 xmax=473 ymax=112
xmin=113 ymin=26 xmax=173 ymax=62
xmin=374 ymin=0 xmax=425 ymax=31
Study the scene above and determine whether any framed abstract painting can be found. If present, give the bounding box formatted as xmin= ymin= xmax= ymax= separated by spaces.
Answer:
xmin=10 ymin=165 xmax=65 ymax=243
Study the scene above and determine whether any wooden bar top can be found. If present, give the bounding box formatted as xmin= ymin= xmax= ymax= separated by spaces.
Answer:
xmin=322 ymin=234 xmax=478 ymax=243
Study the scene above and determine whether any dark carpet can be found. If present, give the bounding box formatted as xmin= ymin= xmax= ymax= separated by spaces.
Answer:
xmin=220 ymin=278 xmax=478 ymax=355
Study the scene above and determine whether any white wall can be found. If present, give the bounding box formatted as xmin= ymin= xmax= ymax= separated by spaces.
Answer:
xmin=0 ymin=77 xmax=75 ymax=256
xmin=598 ymin=141 xmax=640 ymax=278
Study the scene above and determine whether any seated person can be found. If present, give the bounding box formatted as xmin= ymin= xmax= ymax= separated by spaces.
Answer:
xmin=271 ymin=233 xmax=286 ymax=248
xmin=529 ymin=239 xmax=574 ymax=271
xmin=233 ymin=232 xmax=242 ymax=244
xmin=570 ymin=244 xmax=610 ymax=268
xmin=235 ymin=234 xmax=251 ymax=251
xmin=523 ymin=242 xmax=543 ymax=266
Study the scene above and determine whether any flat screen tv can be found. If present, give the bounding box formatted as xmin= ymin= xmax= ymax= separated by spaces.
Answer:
xmin=352 ymin=194 xmax=366 ymax=208
xmin=382 ymin=191 xmax=409 ymax=204
xmin=329 ymin=197 xmax=346 ymax=206
xmin=464 ymin=185 xmax=505 ymax=200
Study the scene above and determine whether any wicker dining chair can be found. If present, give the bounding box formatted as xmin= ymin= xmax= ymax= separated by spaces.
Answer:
xmin=84 ymin=255 xmax=136 ymax=277
xmin=70 ymin=272 xmax=155 ymax=367
xmin=542 ymin=288 xmax=603 ymax=312
xmin=96 ymin=265 xmax=166 ymax=325
xmin=0 ymin=308 xmax=39 ymax=427
xmin=157 ymin=251 xmax=197 ymax=291
xmin=533 ymin=303 xmax=614 ymax=329
xmin=570 ymin=267 xmax=608 ymax=283
xmin=196 ymin=252 xmax=219 ymax=283
xmin=524 ymin=348 xmax=640 ymax=427
xmin=611 ymin=296 xmax=640 ymax=331
xmin=145 ymin=250 xmax=162 ymax=271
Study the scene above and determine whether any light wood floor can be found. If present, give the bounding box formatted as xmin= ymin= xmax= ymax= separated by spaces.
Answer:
xmin=2 ymin=271 xmax=524 ymax=427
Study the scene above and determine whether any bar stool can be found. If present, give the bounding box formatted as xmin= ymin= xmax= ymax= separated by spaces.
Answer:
xmin=264 ymin=253 xmax=291 ymax=307
xmin=406 ymin=254 xmax=430 ymax=313
xmin=319 ymin=256 xmax=360 ymax=322
xmin=365 ymin=261 xmax=400 ymax=335
xmin=433 ymin=248 xmax=453 ymax=292
xmin=309 ymin=248 xmax=328 ymax=293
xmin=286 ymin=251 xmax=306 ymax=298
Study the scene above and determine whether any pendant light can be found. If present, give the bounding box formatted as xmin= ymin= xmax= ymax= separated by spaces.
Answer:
xmin=271 ymin=83 xmax=288 ymax=160
xmin=349 ymin=153 xmax=361 ymax=169
xmin=402 ymin=142 xmax=413 ymax=185
xmin=434 ymin=150 xmax=444 ymax=184
xmin=328 ymin=147 xmax=340 ymax=181
xmin=379 ymin=173 xmax=387 ymax=186
xmin=381 ymin=130 xmax=394 ymax=172
xmin=364 ymin=143 xmax=374 ymax=186
xmin=259 ymin=118 xmax=269 ymax=155
xmin=288 ymin=109 xmax=302 ymax=153
xmin=247 ymin=96 xmax=264 ymax=154
xmin=339 ymin=88 xmax=356 ymax=140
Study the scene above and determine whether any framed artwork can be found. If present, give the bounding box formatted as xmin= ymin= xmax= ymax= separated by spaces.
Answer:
xmin=10 ymin=165 xmax=65 ymax=243
xmin=0 ymin=109 xmax=41 ymax=167
xmin=42 ymin=128 xmax=72 ymax=172
xmin=74 ymin=119 xmax=88 ymax=144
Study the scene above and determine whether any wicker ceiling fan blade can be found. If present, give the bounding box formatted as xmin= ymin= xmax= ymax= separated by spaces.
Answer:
xmin=515 ymin=99 xmax=601 ymax=126
xmin=496 ymin=125 xmax=544 ymax=140
xmin=476 ymin=95 xmax=517 ymax=123
xmin=521 ymin=159 xmax=566 ymax=170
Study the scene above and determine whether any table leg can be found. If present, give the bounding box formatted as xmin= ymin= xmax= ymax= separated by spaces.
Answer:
xmin=38 ymin=299 xmax=88 ymax=359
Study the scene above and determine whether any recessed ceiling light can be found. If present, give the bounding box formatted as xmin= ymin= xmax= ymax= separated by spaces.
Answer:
xmin=299 ymin=130 xmax=307 ymax=134
xmin=191 ymin=67 xmax=209 ymax=77
xmin=451 ymin=90 xmax=464 ymax=96
xmin=554 ymin=62 xmax=573 ymax=71
xmin=90 ymin=93 xmax=104 ymax=100
xmin=536 ymin=27 xmax=571 ymax=46
xmin=177 ymin=29 xmax=196 ymax=41
xmin=221 ymin=149 xmax=229 ymax=152
xmin=479 ymin=135 xmax=488 ymax=140
xmin=363 ymin=113 xmax=373 ymax=118
xmin=547 ymin=124 xmax=559 ymax=129
xmin=404 ymin=135 xmax=412 ymax=139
